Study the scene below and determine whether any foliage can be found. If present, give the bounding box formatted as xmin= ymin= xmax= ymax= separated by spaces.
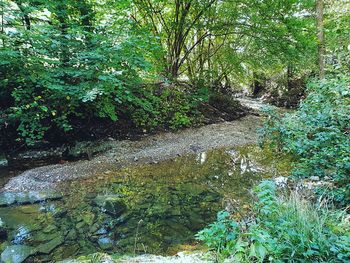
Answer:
xmin=259 ymin=77 xmax=350 ymax=204
xmin=129 ymin=84 xmax=208 ymax=131
xmin=0 ymin=0 xmax=346 ymax=147
xmin=197 ymin=180 xmax=350 ymax=262
xmin=132 ymin=0 xmax=316 ymax=83
xmin=196 ymin=211 xmax=240 ymax=260
xmin=0 ymin=0 xmax=160 ymax=146
xmin=326 ymin=0 xmax=350 ymax=74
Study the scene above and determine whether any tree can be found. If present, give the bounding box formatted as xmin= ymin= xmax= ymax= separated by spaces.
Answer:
xmin=132 ymin=0 xmax=316 ymax=86
xmin=132 ymin=0 xmax=217 ymax=80
xmin=316 ymin=0 xmax=325 ymax=79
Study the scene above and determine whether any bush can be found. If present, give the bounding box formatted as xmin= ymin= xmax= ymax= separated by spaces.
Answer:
xmin=197 ymin=180 xmax=350 ymax=262
xmin=129 ymin=84 xmax=208 ymax=131
xmin=259 ymin=76 xmax=350 ymax=204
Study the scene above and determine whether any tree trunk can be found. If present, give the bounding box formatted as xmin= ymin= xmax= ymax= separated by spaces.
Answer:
xmin=14 ymin=1 xmax=31 ymax=30
xmin=316 ymin=0 xmax=325 ymax=79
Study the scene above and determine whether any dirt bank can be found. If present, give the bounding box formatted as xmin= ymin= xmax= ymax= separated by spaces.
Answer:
xmin=1 ymin=115 xmax=263 ymax=193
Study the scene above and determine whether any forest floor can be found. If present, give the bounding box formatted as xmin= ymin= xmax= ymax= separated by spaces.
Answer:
xmin=1 ymin=114 xmax=263 ymax=193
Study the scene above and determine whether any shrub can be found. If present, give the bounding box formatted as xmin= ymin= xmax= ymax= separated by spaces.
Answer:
xmin=259 ymin=76 xmax=350 ymax=204
xmin=129 ymin=84 xmax=208 ymax=131
xmin=197 ymin=180 xmax=350 ymax=262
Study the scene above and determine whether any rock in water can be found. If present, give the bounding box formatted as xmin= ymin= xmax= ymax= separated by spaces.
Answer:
xmin=1 ymin=245 xmax=36 ymax=263
xmin=0 ymin=191 xmax=63 ymax=207
xmin=97 ymin=237 xmax=114 ymax=250
xmin=36 ymin=235 xmax=64 ymax=254
xmin=0 ymin=153 xmax=8 ymax=167
xmin=93 ymin=195 xmax=126 ymax=216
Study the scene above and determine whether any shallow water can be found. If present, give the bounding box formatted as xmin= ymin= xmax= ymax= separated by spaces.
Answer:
xmin=0 ymin=145 xmax=291 ymax=262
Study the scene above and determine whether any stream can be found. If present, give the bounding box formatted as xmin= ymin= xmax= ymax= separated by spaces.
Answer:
xmin=0 ymin=144 xmax=290 ymax=262
xmin=0 ymin=98 xmax=292 ymax=262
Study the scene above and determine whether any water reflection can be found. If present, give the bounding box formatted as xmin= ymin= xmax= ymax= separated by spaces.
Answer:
xmin=196 ymin=152 xmax=207 ymax=165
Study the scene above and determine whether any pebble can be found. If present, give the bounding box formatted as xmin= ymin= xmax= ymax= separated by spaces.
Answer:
xmin=309 ymin=176 xmax=320 ymax=181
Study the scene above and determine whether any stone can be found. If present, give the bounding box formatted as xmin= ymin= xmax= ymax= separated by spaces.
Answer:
xmin=89 ymin=223 xmax=99 ymax=234
xmin=60 ymin=244 xmax=79 ymax=259
xmin=104 ymin=199 xmax=126 ymax=216
xmin=66 ymin=229 xmax=77 ymax=241
xmin=0 ymin=153 xmax=8 ymax=167
xmin=0 ymin=191 xmax=63 ymax=207
xmin=95 ymin=228 xmax=107 ymax=235
xmin=114 ymin=213 xmax=130 ymax=225
xmin=97 ymin=237 xmax=114 ymax=250
xmin=36 ymin=236 xmax=64 ymax=254
xmin=93 ymin=195 xmax=126 ymax=216
xmin=274 ymin=176 xmax=288 ymax=188
xmin=32 ymin=231 xmax=61 ymax=243
xmin=309 ymin=176 xmax=320 ymax=182
xmin=75 ymin=221 xmax=85 ymax=230
xmin=52 ymin=207 xmax=68 ymax=218
xmin=0 ymin=242 xmax=10 ymax=253
xmin=0 ymin=193 xmax=15 ymax=207
xmin=43 ymin=224 xmax=58 ymax=234
xmin=1 ymin=245 xmax=36 ymax=263
xmin=6 ymin=145 xmax=68 ymax=169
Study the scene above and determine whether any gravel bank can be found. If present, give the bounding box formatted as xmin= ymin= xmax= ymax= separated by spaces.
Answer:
xmin=1 ymin=115 xmax=263 ymax=193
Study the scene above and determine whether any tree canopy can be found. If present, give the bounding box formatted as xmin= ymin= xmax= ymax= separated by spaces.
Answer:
xmin=0 ymin=0 xmax=347 ymax=146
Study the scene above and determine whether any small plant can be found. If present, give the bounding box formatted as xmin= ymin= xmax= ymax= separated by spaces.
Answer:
xmin=196 ymin=211 xmax=240 ymax=260
xmin=197 ymin=180 xmax=350 ymax=262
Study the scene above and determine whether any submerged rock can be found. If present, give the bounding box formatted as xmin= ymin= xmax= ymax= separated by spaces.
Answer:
xmin=93 ymin=195 xmax=126 ymax=216
xmin=97 ymin=237 xmax=114 ymax=250
xmin=66 ymin=229 xmax=77 ymax=241
xmin=36 ymin=235 xmax=64 ymax=254
xmin=0 ymin=191 xmax=63 ymax=207
xmin=32 ymin=231 xmax=61 ymax=243
xmin=1 ymin=245 xmax=36 ymax=263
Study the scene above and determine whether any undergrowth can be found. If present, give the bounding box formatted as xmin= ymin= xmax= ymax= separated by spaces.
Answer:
xmin=197 ymin=180 xmax=350 ymax=262
xmin=259 ymin=76 xmax=350 ymax=205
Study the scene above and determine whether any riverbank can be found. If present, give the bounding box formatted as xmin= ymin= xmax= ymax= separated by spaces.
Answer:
xmin=1 ymin=114 xmax=263 ymax=193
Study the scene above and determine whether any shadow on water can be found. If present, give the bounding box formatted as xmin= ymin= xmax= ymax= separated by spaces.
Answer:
xmin=0 ymin=145 xmax=291 ymax=262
